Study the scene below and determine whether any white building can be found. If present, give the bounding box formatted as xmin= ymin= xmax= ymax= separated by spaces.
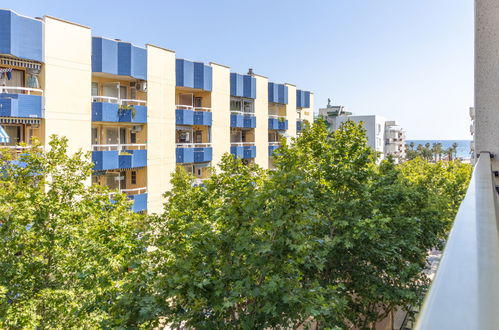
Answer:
xmin=319 ymin=103 xmax=406 ymax=163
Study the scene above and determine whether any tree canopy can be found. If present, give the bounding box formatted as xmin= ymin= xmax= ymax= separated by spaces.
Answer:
xmin=0 ymin=122 xmax=472 ymax=329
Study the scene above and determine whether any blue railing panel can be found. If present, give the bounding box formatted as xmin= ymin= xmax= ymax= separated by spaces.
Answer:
xmin=176 ymin=109 xmax=194 ymax=125
xmin=269 ymin=145 xmax=280 ymax=156
xmin=176 ymin=147 xmax=194 ymax=163
xmin=119 ymin=149 xmax=147 ymax=169
xmin=129 ymin=193 xmax=147 ymax=213
xmin=193 ymin=111 xmax=212 ymax=126
xmin=0 ymin=10 xmax=42 ymax=62
xmin=92 ymin=102 xmax=147 ymax=123
xmin=176 ymin=59 xmax=212 ymax=91
xmin=92 ymin=150 xmax=119 ymax=171
xmin=0 ymin=94 xmax=42 ymax=118
xmin=194 ymin=147 xmax=212 ymax=162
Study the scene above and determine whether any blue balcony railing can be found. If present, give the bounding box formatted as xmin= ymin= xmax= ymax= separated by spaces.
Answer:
xmin=415 ymin=153 xmax=499 ymax=329
xmin=92 ymin=99 xmax=147 ymax=123
xmin=297 ymin=120 xmax=303 ymax=132
xmin=269 ymin=143 xmax=280 ymax=156
xmin=176 ymin=144 xmax=213 ymax=163
xmin=231 ymin=144 xmax=256 ymax=159
xmin=128 ymin=192 xmax=147 ymax=213
xmin=269 ymin=117 xmax=288 ymax=130
xmin=92 ymin=145 xmax=147 ymax=171
xmin=0 ymin=89 xmax=43 ymax=118
xmin=231 ymin=113 xmax=256 ymax=128
xmin=176 ymin=106 xmax=212 ymax=126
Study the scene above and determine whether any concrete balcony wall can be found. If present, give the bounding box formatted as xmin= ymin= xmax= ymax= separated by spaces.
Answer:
xmin=0 ymin=94 xmax=42 ymax=118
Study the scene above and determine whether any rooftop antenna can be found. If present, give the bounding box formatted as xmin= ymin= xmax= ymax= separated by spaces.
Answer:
xmin=248 ymin=68 xmax=254 ymax=75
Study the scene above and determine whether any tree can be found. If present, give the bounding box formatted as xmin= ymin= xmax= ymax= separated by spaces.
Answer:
xmin=0 ymin=137 xmax=145 ymax=328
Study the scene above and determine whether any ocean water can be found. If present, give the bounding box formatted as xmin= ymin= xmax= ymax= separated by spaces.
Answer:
xmin=406 ymin=140 xmax=472 ymax=159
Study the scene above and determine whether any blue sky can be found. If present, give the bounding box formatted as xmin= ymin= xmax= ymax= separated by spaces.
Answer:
xmin=3 ymin=0 xmax=473 ymax=139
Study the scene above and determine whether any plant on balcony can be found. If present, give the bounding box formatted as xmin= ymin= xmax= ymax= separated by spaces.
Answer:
xmin=277 ymin=117 xmax=286 ymax=122
xmin=119 ymin=151 xmax=132 ymax=156
xmin=118 ymin=104 xmax=137 ymax=119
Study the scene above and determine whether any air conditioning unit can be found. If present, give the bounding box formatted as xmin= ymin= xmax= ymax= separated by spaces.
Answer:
xmin=135 ymin=82 xmax=147 ymax=92
xmin=132 ymin=125 xmax=142 ymax=132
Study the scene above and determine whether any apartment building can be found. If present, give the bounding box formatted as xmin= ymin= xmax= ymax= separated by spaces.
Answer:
xmin=319 ymin=104 xmax=406 ymax=163
xmin=0 ymin=9 xmax=314 ymax=214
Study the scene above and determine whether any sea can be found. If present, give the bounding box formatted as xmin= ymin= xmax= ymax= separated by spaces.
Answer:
xmin=406 ymin=140 xmax=472 ymax=160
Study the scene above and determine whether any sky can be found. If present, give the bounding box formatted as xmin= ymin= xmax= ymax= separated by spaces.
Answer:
xmin=2 ymin=0 xmax=474 ymax=139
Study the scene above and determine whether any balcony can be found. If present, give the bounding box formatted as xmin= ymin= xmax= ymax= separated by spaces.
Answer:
xmin=176 ymin=143 xmax=212 ymax=163
xmin=268 ymin=82 xmax=288 ymax=104
xmin=0 ymin=9 xmax=42 ymax=62
xmin=0 ymin=87 xmax=43 ymax=118
xmin=268 ymin=116 xmax=288 ymax=130
xmin=176 ymin=59 xmax=212 ymax=91
xmin=231 ymin=143 xmax=256 ymax=159
xmin=415 ymin=153 xmax=499 ymax=329
xmin=176 ymin=105 xmax=212 ymax=126
xmin=269 ymin=142 xmax=280 ymax=156
xmin=230 ymin=73 xmax=256 ymax=99
xmin=120 ymin=188 xmax=147 ymax=213
xmin=92 ymin=144 xmax=147 ymax=170
xmin=231 ymin=113 xmax=256 ymax=128
xmin=297 ymin=120 xmax=302 ymax=132
xmin=92 ymin=37 xmax=147 ymax=80
xmin=92 ymin=97 xmax=147 ymax=123
xmin=296 ymin=90 xmax=311 ymax=108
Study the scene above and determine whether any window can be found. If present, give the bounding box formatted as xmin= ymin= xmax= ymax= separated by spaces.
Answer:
xmin=0 ymin=69 xmax=24 ymax=89
xmin=194 ymin=130 xmax=203 ymax=143
xmin=130 ymin=131 xmax=137 ymax=144
xmin=91 ymin=82 xmax=99 ymax=97
xmin=194 ymin=97 xmax=202 ymax=108
xmin=243 ymin=100 xmax=254 ymax=113
xmin=231 ymin=98 xmax=242 ymax=112
xmin=131 ymin=171 xmax=137 ymax=185
xmin=4 ymin=125 xmax=22 ymax=145
xmin=105 ymin=127 xmax=119 ymax=144
xmin=179 ymin=93 xmax=193 ymax=106
xmin=91 ymin=127 xmax=98 ymax=144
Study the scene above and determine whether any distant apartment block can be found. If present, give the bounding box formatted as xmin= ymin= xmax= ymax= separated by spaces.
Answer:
xmin=319 ymin=103 xmax=406 ymax=163
xmin=0 ymin=9 xmax=314 ymax=213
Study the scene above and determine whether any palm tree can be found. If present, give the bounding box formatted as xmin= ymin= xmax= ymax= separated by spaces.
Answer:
xmin=451 ymin=142 xmax=459 ymax=160
xmin=409 ymin=141 xmax=415 ymax=151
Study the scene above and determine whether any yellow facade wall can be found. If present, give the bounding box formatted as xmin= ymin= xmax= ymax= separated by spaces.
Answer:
xmin=285 ymin=84 xmax=297 ymax=140
xmin=146 ymin=45 xmax=176 ymax=214
xmin=254 ymin=75 xmax=269 ymax=169
xmin=210 ymin=63 xmax=231 ymax=167
xmin=42 ymin=16 xmax=92 ymax=154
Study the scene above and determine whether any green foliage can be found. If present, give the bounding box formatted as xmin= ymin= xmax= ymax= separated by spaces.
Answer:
xmin=0 ymin=125 xmax=471 ymax=329
xmin=406 ymin=142 xmax=465 ymax=162
xmin=0 ymin=136 xmax=145 ymax=328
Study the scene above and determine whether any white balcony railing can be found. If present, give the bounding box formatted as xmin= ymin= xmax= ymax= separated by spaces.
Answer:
xmin=92 ymin=96 xmax=146 ymax=106
xmin=268 ymin=115 xmax=286 ymax=120
xmin=120 ymin=187 xmax=147 ymax=195
xmin=269 ymin=142 xmax=280 ymax=146
xmin=176 ymin=105 xmax=212 ymax=112
xmin=194 ymin=106 xmax=211 ymax=112
xmin=231 ymin=142 xmax=256 ymax=147
xmin=231 ymin=110 xmax=255 ymax=116
xmin=92 ymin=144 xmax=146 ymax=151
xmin=415 ymin=152 xmax=499 ymax=329
xmin=0 ymin=86 xmax=43 ymax=95
xmin=176 ymin=143 xmax=212 ymax=148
